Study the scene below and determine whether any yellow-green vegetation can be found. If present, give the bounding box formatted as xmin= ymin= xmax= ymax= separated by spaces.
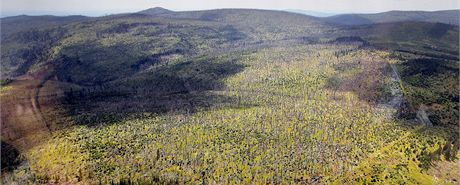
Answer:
xmin=0 ymin=85 xmax=14 ymax=96
xmin=9 ymin=45 xmax=454 ymax=184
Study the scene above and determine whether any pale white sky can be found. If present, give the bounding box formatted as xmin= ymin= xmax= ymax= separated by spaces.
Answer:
xmin=1 ymin=0 xmax=459 ymax=17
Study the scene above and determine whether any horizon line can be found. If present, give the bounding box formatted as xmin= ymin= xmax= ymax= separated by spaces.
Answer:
xmin=1 ymin=7 xmax=459 ymax=18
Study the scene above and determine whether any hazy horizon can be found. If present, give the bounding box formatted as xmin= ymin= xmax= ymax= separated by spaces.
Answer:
xmin=1 ymin=0 xmax=459 ymax=17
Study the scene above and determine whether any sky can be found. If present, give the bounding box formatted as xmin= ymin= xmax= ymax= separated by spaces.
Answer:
xmin=1 ymin=0 xmax=459 ymax=17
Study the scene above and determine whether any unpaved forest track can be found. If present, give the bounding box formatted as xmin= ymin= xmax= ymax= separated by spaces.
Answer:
xmin=388 ymin=64 xmax=403 ymax=109
xmin=377 ymin=62 xmax=404 ymax=119
xmin=338 ymin=62 xmax=424 ymax=183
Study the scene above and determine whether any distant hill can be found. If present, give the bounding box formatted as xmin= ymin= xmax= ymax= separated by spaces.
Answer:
xmin=1 ymin=8 xmax=458 ymax=80
xmin=323 ymin=10 xmax=460 ymax=25
xmin=284 ymin=9 xmax=336 ymax=17
xmin=140 ymin=8 xmax=324 ymax=25
xmin=0 ymin=8 xmax=330 ymax=80
xmin=347 ymin=22 xmax=459 ymax=59
xmin=137 ymin=7 xmax=174 ymax=16
xmin=1 ymin=15 xmax=88 ymax=36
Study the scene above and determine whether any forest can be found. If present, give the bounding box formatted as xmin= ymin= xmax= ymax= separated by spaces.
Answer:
xmin=1 ymin=7 xmax=459 ymax=184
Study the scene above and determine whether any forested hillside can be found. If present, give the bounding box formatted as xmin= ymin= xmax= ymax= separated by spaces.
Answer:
xmin=1 ymin=8 xmax=459 ymax=184
xmin=323 ymin=10 xmax=460 ymax=25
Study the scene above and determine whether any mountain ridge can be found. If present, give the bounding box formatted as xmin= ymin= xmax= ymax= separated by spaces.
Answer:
xmin=323 ymin=9 xmax=460 ymax=25
xmin=3 ymin=8 xmax=458 ymax=26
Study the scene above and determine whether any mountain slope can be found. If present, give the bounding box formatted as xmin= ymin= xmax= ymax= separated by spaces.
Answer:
xmin=323 ymin=10 xmax=460 ymax=25
xmin=346 ymin=22 xmax=459 ymax=58
xmin=145 ymin=8 xmax=333 ymax=40
xmin=0 ymin=8 xmax=333 ymax=79
xmin=350 ymin=22 xmax=459 ymax=127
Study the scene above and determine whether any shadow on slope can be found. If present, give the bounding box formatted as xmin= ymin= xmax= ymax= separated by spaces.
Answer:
xmin=58 ymin=54 xmax=248 ymax=126
xmin=0 ymin=53 xmax=249 ymax=155
xmin=1 ymin=14 xmax=255 ymax=155
xmin=1 ymin=141 xmax=20 ymax=173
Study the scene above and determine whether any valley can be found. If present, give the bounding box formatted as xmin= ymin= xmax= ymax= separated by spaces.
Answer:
xmin=1 ymin=7 xmax=459 ymax=184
